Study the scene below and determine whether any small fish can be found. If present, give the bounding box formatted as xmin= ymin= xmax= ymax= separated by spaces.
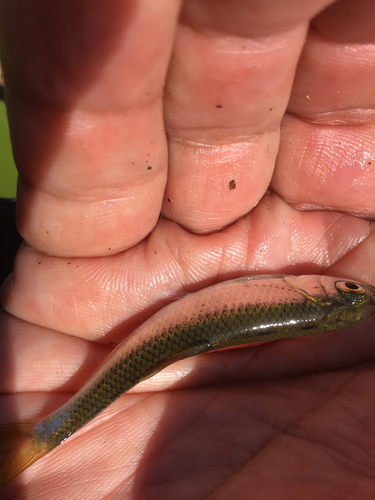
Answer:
xmin=1 ymin=274 xmax=375 ymax=488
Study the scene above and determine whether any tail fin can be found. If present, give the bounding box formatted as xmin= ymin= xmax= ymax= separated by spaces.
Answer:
xmin=0 ymin=422 xmax=51 ymax=488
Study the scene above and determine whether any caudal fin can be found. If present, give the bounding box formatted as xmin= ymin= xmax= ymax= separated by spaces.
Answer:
xmin=0 ymin=422 xmax=51 ymax=488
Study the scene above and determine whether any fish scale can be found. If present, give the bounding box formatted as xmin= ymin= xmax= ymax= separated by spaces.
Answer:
xmin=1 ymin=274 xmax=375 ymax=488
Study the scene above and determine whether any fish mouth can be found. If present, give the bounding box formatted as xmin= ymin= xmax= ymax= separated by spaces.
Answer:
xmin=364 ymin=283 xmax=375 ymax=307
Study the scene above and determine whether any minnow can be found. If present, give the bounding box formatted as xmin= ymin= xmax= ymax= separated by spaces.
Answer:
xmin=1 ymin=274 xmax=375 ymax=488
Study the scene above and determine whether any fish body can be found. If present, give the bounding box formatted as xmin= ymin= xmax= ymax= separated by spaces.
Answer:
xmin=1 ymin=274 xmax=375 ymax=487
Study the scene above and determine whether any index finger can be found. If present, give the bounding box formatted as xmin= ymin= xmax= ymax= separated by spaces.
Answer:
xmin=0 ymin=0 xmax=180 ymax=256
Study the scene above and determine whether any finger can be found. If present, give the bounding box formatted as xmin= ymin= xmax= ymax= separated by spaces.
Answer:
xmin=0 ymin=0 xmax=180 ymax=256
xmin=161 ymin=0 xmax=334 ymax=232
xmin=2 ymin=194 xmax=374 ymax=341
xmin=271 ymin=0 xmax=375 ymax=217
xmin=0 ymin=311 xmax=108 ymax=394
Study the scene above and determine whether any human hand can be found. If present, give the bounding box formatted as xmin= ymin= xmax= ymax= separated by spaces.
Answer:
xmin=1 ymin=0 xmax=375 ymax=498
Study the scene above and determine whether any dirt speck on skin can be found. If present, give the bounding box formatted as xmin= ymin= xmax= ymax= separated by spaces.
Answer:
xmin=229 ymin=180 xmax=236 ymax=190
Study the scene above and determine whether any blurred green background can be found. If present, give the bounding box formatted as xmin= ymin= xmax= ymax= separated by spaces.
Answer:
xmin=0 ymin=99 xmax=17 ymax=198
xmin=0 ymin=96 xmax=22 ymax=285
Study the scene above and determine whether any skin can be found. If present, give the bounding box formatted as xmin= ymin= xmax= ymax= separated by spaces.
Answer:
xmin=0 ymin=0 xmax=375 ymax=498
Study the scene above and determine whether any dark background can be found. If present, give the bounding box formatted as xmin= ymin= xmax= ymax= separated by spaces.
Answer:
xmin=0 ymin=86 xmax=22 ymax=285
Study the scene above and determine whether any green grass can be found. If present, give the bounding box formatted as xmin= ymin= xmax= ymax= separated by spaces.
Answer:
xmin=0 ymin=100 xmax=17 ymax=198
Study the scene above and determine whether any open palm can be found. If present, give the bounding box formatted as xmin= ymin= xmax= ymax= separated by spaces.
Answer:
xmin=1 ymin=1 xmax=375 ymax=498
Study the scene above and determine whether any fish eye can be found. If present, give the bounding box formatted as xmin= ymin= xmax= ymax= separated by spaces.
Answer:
xmin=335 ymin=281 xmax=365 ymax=294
